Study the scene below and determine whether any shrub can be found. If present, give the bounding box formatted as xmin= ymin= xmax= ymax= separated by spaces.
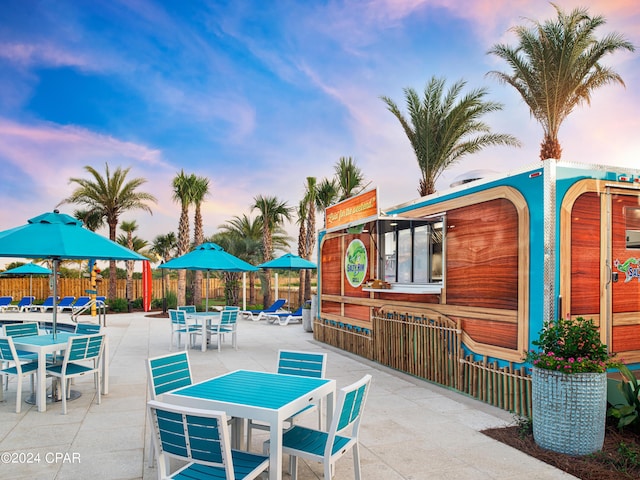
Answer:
xmin=527 ymin=317 xmax=615 ymax=374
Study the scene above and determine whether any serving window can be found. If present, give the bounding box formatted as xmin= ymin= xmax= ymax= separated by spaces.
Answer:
xmin=380 ymin=218 xmax=443 ymax=285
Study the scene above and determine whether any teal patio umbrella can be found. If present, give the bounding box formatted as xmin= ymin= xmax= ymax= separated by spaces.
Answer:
xmin=0 ymin=262 xmax=52 ymax=299
xmin=0 ymin=210 xmax=146 ymax=335
xmin=258 ymin=253 xmax=317 ymax=306
xmin=158 ymin=242 xmax=258 ymax=310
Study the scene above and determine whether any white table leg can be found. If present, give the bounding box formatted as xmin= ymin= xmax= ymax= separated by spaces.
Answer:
xmin=268 ymin=421 xmax=283 ymax=480
xmin=37 ymin=350 xmax=47 ymax=412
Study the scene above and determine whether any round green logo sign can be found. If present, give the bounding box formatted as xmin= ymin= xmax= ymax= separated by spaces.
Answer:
xmin=345 ymin=239 xmax=367 ymax=287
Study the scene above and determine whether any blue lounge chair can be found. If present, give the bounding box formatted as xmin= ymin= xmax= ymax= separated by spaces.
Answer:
xmin=0 ymin=296 xmax=12 ymax=312
xmin=64 ymin=296 xmax=90 ymax=313
xmin=5 ymin=296 xmax=35 ymax=312
xmin=264 ymin=306 xmax=304 ymax=325
xmin=55 ymin=296 xmax=76 ymax=312
xmin=30 ymin=296 xmax=58 ymax=313
xmin=239 ymin=298 xmax=287 ymax=321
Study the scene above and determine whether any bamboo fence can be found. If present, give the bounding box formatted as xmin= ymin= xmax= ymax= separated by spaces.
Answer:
xmin=314 ymin=306 xmax=532 ymax=417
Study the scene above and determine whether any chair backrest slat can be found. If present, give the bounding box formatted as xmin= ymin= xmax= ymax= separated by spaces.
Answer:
xmin=148 ymin=400 xmax=232 ymax=473
xmin=169 ymin=309 xmax=187 ymax=325
xmin=4 ymin=322 xmax=39 ymax=338
xmin=330 ymin=374 xmax=372 ymax=443
xmin=75 ymin=323 xmax=101 ymax=335
xmin=147 ymin=351 xmax=192 ymax=398
xmin=178 ymin=305 xmax=196 ymax=313
xmin=0 ymin=337 xmax=18 ymax=362
xmin=277 ymin=350 xmax=327 ymax=378
xmin=66 ymin=334 xmax=104 ymax=362
xmin=220 ymin=309 xmax=238 ymax=326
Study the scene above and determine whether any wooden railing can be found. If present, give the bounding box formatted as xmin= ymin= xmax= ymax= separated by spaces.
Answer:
xmin=314 ymin=306 xmax=532 ymax=417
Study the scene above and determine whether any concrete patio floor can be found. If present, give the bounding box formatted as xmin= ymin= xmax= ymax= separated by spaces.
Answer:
xmin=0 ymin=311 xmax=577 ymax=480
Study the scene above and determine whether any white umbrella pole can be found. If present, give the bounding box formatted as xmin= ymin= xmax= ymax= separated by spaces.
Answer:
xmin=52 ymin=259 xmax=59 ymax=338
xmin=242 ymin=273 xmax=246 ymax=310
xmin=275 ymin=272 xmax=278 ymax=301
xmin=205 ymin=271 xmax=209 ymax=311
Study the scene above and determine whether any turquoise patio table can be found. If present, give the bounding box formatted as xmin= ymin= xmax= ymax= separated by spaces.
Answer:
xmin=165 ymin=369 xmax=336 ymax=480
xmin=13 ymin=331 xmax=110 ymax=412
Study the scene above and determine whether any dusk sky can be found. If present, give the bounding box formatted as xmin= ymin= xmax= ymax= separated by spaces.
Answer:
xmin=0 ymin=0 xmax=638 ymax=267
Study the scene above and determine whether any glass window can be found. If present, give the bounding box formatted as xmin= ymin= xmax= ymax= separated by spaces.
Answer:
xmin=397 ymin=229 xmax=412 ymax=283
xmin=384 ymin=231 xmax=396 ymax=282
xmin=413 ymin=225 xmax=429 ymax=283
xmin=380 ymin=218 xmax=444 ymax=284
xmin=626 ymin=207 xmax=640 ymax=249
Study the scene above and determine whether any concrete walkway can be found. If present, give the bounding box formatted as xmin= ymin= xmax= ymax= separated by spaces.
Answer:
xmin=0 ymin=311 xmax=577 ymax=480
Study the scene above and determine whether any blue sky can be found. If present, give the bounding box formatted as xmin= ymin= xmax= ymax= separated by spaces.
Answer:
xmin=0 ymin=0 xmax=638 ymax=266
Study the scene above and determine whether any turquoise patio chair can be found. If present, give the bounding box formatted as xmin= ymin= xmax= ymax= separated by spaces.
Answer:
xmin=207 ymin=308 xmax=239 ymax=352
xmin=0 ymin=336 xmax=37 ymax=413
xmin=46 ymin=333 xmax=105 ymax=414
xmin=147 ymin=400 xmax=269 ymax=480
xmin=272 ymin=374 xmax=372 ymax=480
xmin=146 ymin=351 xmax=193 ymax=468
xmin=3 ymin=322 xmax=41 ymax=366
xmin=168 ymin=309 xmax=202 ymax=351
xmin=247 ymin=350 xmax=328 ymax=448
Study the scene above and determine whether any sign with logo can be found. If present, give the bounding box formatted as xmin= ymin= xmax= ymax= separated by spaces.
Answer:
xmin=345 ymin=239 xmax=368 ymax=287
xmin=325 ymin=188 xmax=378 ymax=231
xmin=615 ymin=257 xmax=640 ymax=282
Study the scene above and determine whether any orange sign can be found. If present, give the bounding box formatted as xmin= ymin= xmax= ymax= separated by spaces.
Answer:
xmin=325 ymin=188 xmax=378 ymax=230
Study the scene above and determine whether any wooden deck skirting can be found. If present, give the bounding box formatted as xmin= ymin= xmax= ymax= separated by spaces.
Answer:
xmin=314 ymin=307 xmax=533 ymax=417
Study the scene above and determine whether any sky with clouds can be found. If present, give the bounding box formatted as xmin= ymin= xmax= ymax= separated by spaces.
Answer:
xmin=0 ymin=0 xmax=638 ymax=267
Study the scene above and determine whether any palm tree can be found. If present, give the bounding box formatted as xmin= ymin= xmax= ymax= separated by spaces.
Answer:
xmin=382 ymin=77 xmax=521 ymax=196
xmin=487 ymin=5 xmax=634 ymax=160
xmin=252 ymin=195 xmax=293 ymax=308
xmin=334 ymin=157 xmax=367 ymax=201
xmin=316 ymin=177 xmax=339 ymax=226
xmin=303 ymin=177 xmax=317 ymax=301
xmin=295 ymin=199 xmax=308 ymax=307
xmin=59 ymin=163 xmax=157 ymax=299
xmin=218 ymin=214 xmax=263 ymax=305
xmin=191 ymin=176 xmax=210 ymax=308
xmin=119 ymin=220 xmax=138 ymax=302
xmin=151 ymin=232 xmax=178 ymax=263
xmin=172 ymin=170 xmax=197 ymax=306
xmin=151 ymin=232 xmax=178 ymax=313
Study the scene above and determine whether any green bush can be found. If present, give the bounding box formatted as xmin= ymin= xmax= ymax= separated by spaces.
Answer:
xmin=109 ymin=298 xmax=128 ymax=312
xmin=608 ymin=364 xmax=640 ymax=432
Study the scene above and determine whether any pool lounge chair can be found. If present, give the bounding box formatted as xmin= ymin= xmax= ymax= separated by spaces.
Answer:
xmin=264 ymin=306 xmax=304 ymax=326
xmin=30 ymin=296 xmax=58 ymax=313
xmin=4 ymin=296 xmax=35 ymax=312
xmin=240 ymin=299 xmax=287 ymax=321
xmin=55 ymin=296 xmax=76 ymax=312
xmin=0 ymin=296 xmax=12 ymax=312
xmin=61 ymin=296 xmax=90 ymax=313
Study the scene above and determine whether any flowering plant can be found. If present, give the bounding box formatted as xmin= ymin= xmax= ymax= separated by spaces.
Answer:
xmin=527 ymin=317 xmax=616 ymax=374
